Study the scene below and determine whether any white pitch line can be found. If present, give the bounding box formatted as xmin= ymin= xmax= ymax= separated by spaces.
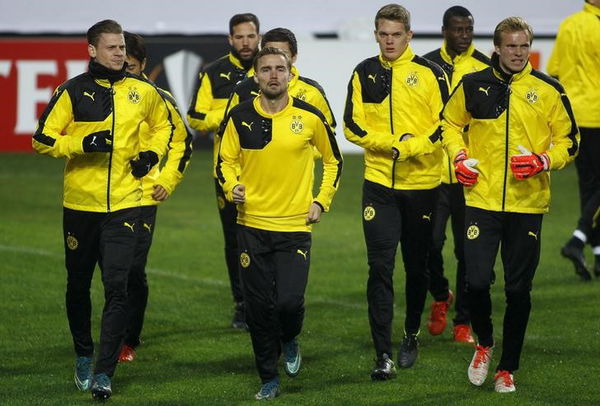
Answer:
xmin=0 ymin=243 xmax=364 ymax=310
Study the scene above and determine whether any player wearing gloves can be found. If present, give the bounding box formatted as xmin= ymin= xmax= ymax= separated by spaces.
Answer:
xmin=442 ymin=17 xmax=578 ymax=393
xmin=32 ymin=20 xmax=171 ymax=401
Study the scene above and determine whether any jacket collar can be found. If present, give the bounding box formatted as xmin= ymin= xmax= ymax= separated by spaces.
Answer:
xmin=88 ymin=59 xmax=127 ymax=84
xmin=253 ymin=94 xmax=292 ymax=118
xmin=289 ymin=65 xmax=300 ymax=89
xmin=378 ymin=45 xmax=415 ymax=68
xmin=440 ymin=42 xmax=476 ymax=65
xmin=491 ymin=52 xmax=532 ymax=83
xmin=228 ymin=52 xmax=254 ymax=74
xmin=584 ymin=1 xmax=600 ymax=17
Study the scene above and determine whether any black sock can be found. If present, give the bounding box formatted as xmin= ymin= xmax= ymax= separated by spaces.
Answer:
xmin=568 ymin=236 xmax=584 ymax=249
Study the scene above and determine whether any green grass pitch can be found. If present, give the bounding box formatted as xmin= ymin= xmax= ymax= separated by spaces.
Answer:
xmin=0 ymin=150 xmax=598 ymax=405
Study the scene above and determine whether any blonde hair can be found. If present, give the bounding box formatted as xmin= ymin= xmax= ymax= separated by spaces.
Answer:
xmin=375 ymin=4 xmax=411 ymax=31
xmin=493 ymin=17 xmax=533 ymax=46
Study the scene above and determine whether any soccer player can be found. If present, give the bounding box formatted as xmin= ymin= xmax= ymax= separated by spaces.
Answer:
xmin=217 ymin=47 xmax=342 ymax=400
xmin=187 ymin=13 xmax=260 ymax=329
xmin=548 ymin=0 xmax=600 ymax=281
xmin=32 ymin=20 xmax=172 ymax=400
xmin=442 ymin=17 xmax=579 ymax=392
xmin=224 ymin=27 xmax=335 ymax=130
xmin=117 ymin=31 xmax=193 ymax=363
xmin=422 ymin=6 xmax=490 ymax=343
xmin=343 ymin=3 xmax=448 ymax=379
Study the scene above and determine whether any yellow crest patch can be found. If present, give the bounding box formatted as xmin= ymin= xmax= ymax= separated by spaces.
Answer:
xmin=217 ymin=196 xmax=226 ymax=210
xmin=66 ymin=234 xmax=78 ymax=250
xmin=294 ymin=88 xmax=307 ymax=101
xmin=406 ymin=72 xmax=418 ymax=87
xmin=526 ymin=89 xmax=538 ymax=104
xmin=290 ymin=115 xmax=303 ymax=134
xmin=467 ymin=225 xmax=480 ymax=240
xmin=363 ymin=205 xmax=376 ymax=221
xmin=128 ymin=87 xmax=141 ymax=104
xmin=240 ymin=252 xmax=251 ymax=268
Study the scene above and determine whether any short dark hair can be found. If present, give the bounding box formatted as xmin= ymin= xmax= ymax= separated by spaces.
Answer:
xmin=124 ymin=31 xmax=147 ymax=64
xmin=375 ymin=4 xmax=410 ymax=31
xmin=229 ymin=13 xmax=260 ymax=35
xmin=261 ymin=28 xmax=298 ymax=57
xmin=87 ymin=19 xmax=122 ymax=46
xmin=253 ymin=46 xmax=292 ymax=71
xmin=442 ymin=6 xmax=473 ymax=28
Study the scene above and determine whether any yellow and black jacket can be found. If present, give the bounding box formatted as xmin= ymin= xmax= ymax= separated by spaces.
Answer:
xmin=141 ymin=87 xmax=193 ymax=206
xmin=187 ymin=53 xmax=254 ymax=176
xmin=343 ymin=46 xmax=449 ymax=190
xmin=33 ymin=60 xmax=172 ymax=213
xmin=217 ymin=95 xmax=343 ymax=232
xmin=424 ymin=43 xmax=491 ymax=184
xmin=547 ymin=1 xmax=600 ymax=128
xmin=442 ymin=54 xmax=579 ymax=214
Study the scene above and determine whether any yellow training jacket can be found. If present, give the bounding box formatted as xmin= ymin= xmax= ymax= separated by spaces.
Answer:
xmin=140 ymin=87 xmax=193 ymax=206
xmin=442 ymin=55 xmax=579 ymax=214
xmin=547 ymin=1 xmax=600 ymax=128
xmin=187 ymin=53 xmax=254 ymax=177
xmin=217 ymin=95 xmax=343 ymax=232
xmin=33 ymin=64 xmax=171 ymax=213
xmin=343 ymin=46 xmax=449 ymax=190
xmin=424 ymin=43 xmax=491 ymax=184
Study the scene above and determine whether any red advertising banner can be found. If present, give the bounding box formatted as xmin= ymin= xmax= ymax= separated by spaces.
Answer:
xmin=0 ymin=39 xmax=88 ymax=151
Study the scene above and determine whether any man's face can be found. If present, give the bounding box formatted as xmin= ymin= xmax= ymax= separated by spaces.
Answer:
xmin=88 ymin=33 xmax=125 ymax=70
xmin=253 ymin=54 xmax=290 ymax=100
xmin=443 ymin=16 xmax=474 ymax=55
xmin=263 ymin=41 xmax=297 ymax=65
xmin=229 ymin=22 xmax=260 ymax=61
xmin=125 ymin=56 xmax=145 ymax=76
xmin=374 ymin=19 xmax=412 ymax=61
xmin=495 ymin=30 xmax=530 ymax=73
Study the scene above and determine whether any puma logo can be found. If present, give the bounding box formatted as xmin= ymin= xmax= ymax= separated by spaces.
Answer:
xmin=367 ymin=74 xmax=377 ymax=83
xmin=478 ymin=86 xmax=490 ymax=96
xmin=528 ymin=231 xmax=538 ymax=240
xmin=89 ymin=136 xmax=98 ymax=146
xmin=437 ymin=76 xmax=446 ymax=82
xmin=250 ymin=91 xmax=260 ymax=97
xmin=297 ymin=249 xmax=308 ymax=260
xmin=143 ymin=223 xmax=152 ymax=233
xmin=422 ymin=213 xmax=432 ymax=221
xmin=241 ymin=121 xmax=253 ymax=131
xmin=124 ymin=222 xmax=135 ymax=232
xmin=83 ymin=91 xmax=95 ymax=101
xmin=220 ymin=72 xmax=232 ymax=80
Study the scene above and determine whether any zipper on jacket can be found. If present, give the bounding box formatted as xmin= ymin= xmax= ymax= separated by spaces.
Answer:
xmin=107 ymin=86 xmax=115 ymax=212
xmin=501 ymin=81 xmax=512 ymax=211
xmin=388 ymin=67 xmax=397 ymax=189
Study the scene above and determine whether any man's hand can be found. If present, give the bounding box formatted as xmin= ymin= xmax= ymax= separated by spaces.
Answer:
xmin=510 ymin=145 xmax=550 ymax=180
xmin=232 ymin=184 xmax=246 ymax=204
xmin=454 ymin=149 xmax=479 ymax=187
xmin=306 ymin=202 xmax=323 ymax=224
xmin=82 ymin=130 xmax=112 ymax=153
xmin=130 ymin=151 xmax=159 ymax=178
xmin=392 ymin=133 xmax=415 ymax=160
xmin=151 ymin=184 xmax=169 ymax=201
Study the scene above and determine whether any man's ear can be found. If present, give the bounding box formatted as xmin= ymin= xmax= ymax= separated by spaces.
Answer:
xmin=88 ymin=44 xmax=96 ymax=58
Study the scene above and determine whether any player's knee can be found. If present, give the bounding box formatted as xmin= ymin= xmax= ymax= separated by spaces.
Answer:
xmin=277 ymin=295 xmax=304 ymax=316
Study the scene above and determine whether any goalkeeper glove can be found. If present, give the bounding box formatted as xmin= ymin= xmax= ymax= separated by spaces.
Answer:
xmin=130 ymin=151 xmax=159 ymax=178
xmin=510 ymin=145 xmax=549 ymax=180
xmin=454 ymin=149 xmax=479 ymax=187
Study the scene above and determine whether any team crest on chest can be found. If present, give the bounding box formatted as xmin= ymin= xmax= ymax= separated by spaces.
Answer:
xmin=406 ymin=72 xmax=419 ymax=87
xmin=526 ymin=88 xmax=538 ymax=104
xmin=128 ymin=87 xmax=141 ymax=104
xmin=290 ymin=115 xmax=304 ymax=134
xmin=294 ymin=88 xmax=307 ymax=101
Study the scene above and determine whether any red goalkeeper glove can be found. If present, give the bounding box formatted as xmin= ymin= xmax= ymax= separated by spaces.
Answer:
xmin=453 ymin=149 xmax=479 ymax=187
xmin=510 ymin=145 xmax=550 ymax=180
